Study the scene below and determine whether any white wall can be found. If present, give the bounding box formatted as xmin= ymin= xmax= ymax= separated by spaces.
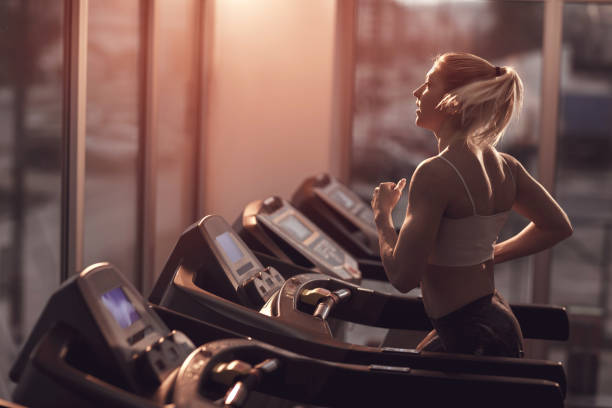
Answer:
xmin=202 ymin=0 xmax=337 ymax=221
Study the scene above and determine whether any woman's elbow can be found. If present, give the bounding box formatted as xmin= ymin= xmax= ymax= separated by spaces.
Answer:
xmin=543 ymin=217 xmax=573 ymax=243
xmin=391 ymin=273 xmax=421 ymax=294
xmin=547 ymin=221 xmax=573 ymax=247
xmin=557 ymin=216 xmax=573 ymax=241
xmin=561 ymin=221 xmax=573 ymax=240
xmin=392 ymin=282 xmax=413 ymax=294
xmin=392 ymin=280 xmax=412 ymax=294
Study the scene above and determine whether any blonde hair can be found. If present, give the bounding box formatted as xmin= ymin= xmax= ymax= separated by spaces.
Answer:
xmin=433 ymin=52 xmax=523 ymax=147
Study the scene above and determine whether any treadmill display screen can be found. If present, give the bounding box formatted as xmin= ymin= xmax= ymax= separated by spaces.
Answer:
xmin=311 ymin=238 xmax=344 ymax=266
xmin=330 ymin=188 xmax=355 ymax=210
xmin=279 ymin=215 xmax=313 ymax=241
xmin=101 ymin=287 xmax=141 ymax=329
xmin=216 ymin=232 xmax=244 ymax=263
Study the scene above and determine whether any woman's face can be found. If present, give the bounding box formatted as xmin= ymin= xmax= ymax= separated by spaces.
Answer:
xmin=413 ymin=66 xmax=448 ymax=133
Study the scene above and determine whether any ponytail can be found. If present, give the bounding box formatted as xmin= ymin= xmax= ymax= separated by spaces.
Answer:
xmin=434 ymin=53 xmax=524 ymax=146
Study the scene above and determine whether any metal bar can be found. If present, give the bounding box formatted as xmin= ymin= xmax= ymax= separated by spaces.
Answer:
xmin=330 ymin=0 xmax=357 ymax=184
xmin=137 ymin=0 xmax=158 ymax=296
xmin=526 ymin=0 xmax=563 ymax=360
xmin=507 ymin=0 xmax=610 ymax=2
xmin=551 ymin=0 xmax=611 ymax=2
xmin=61 ymin=0 xmax=88 ymax=281
xmin=197 ymin=0 xmax=215 ymax=217
xmin=600 ymin=223 xmax=611 ymax=320
xmin=531 ymin=0 xmax=563 ymax=306
xmin=9 ymin=0 xmax=29 ymax=343
xmin=192 ymin=0 xmax=206 ymax=222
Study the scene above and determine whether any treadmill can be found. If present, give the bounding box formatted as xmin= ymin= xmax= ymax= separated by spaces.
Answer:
xmin=291 ymin=174 xmax=572 ymax=346
xmin=9 ymin=263 xmax=563 ymax=407
xmin=149 ymin=214 xmax=568 ymax=398
xmin=232 ymin=195 xmax=569 ymax=340
xmin=10 ymin=262 xmax=195 ymax=408
xmin=234 ymin=195 xmax=387 ymax=282
xmin=292 ymin=173 xmax=381 ymax=261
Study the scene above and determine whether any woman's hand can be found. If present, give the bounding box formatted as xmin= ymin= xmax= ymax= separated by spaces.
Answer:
xmin=371 ymin=178 xmax=407 ymax=223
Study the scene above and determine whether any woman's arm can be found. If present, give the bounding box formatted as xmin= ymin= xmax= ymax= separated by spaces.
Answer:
xmin=494 ymin=155 xmax=573 ymax=264
xmin=372 ymin=160 xmax=446 ymax=292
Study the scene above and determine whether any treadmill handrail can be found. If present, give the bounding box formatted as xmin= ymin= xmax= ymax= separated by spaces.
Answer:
xmin=260 ymin=255 xmax=570 ymax=341
xmin=192 ymin=338 xmax=564 ymax=408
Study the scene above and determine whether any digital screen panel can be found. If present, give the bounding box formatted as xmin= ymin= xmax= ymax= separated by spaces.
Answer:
xmin=101 ymin=287 xmax=141 ymax=329
xmin=312 ymin=238 xmax=344 ymax=266
xmin=216 ymin=232 xmax=244 ymax=263
xmin=278 ymin=214 xmax=313 ymax=241
xmin=330 ymin=188 xmax=355 ymax=209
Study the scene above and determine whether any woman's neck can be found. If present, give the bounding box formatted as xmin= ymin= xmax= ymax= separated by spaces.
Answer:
xmin=434 ymin=120 xmax=467 ymax=153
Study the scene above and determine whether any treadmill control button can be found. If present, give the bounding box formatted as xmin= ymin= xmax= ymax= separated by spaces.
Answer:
xmin=268 ymin=267 xmax=285 ymax=284
xmin=236 ymin=262 xmax=254 ymax=276
xmin=312 ymin=239 xmax=343 ymax=265
xmin=127 ymin=325 xmax=153 ymax=345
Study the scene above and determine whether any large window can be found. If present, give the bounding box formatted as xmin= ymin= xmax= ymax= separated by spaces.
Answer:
xmin=549 ymin=2 xmax=612 ymax=397
xmin=83 ymin=0 xmax=141 ymax=284
xmin=352 ymin=0 xmax=612 ymax=402
xmin=153 ymin=0 xmax=199 ymax=288
xmin=0 ymin=0 xmax=64 ymax=397
xmin=0 ymin=0 xmax=203 ymax=400
xmin=352 ymin=0 xmax=544 ymax=303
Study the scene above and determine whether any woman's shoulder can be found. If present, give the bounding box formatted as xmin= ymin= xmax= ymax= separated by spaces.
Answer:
xmin=417 ymin=155 xmax=450 ymax=174
xmin=489 ymin=149 xmax=534 ymax=186
xmin=413 ymin=155 xmax=459 ymax=185
xmin=482 ymin=146 xmax=520 ymax=170
xmin=486 ymin=147 xmax=522 ymax=171
xmin=409 ymin=156 xmax=455 ymax=202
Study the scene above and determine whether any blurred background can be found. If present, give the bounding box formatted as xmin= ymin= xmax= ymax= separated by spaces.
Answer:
xmin=0 ymin=0 xmax=611 ymax=406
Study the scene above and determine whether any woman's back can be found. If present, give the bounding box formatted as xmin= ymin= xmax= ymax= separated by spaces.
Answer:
xmin=439 ymin=144 xmax=515 ymax=219
xmin=421 ymin=144 xmax=516 ymax=318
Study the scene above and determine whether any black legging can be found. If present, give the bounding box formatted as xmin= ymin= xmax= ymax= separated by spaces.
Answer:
xmin=418 ymin=290 xmax=525 ymax=358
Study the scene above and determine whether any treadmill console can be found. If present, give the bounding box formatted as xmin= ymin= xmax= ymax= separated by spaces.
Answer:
xmin=149 ymin=215 xmax=285 ymax=310
xmin=292 ymin=174 xmax=381 ymax=259
xmin=239 ymin=196 xmax=361 ymax=283
xmin=315 ymin=174 xmax=377 ymax=229
xmin=200 ymin=215 xmax=286 ymax=308
xmin=78 ymin=264 xmax=170 ymax=364
xmin=11 ymin=263 xmax=195 ymax=403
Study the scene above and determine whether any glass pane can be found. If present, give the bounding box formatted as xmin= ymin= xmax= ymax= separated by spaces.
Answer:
xmin=153 ymin=0 xmax=198 ymax=289
xmin=352 ymin=0 xmax=544 ymax=302
xmin=84 ymin=0 xmax=140 ymax=284
xmin=0 ymin=0 xmax=63 ymax=398
xmin=550 ymin=3 xmax=612 ymax=400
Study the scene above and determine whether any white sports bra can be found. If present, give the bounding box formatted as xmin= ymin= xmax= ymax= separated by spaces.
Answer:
xmin=428 ymin=155 xmax=513 ymax=267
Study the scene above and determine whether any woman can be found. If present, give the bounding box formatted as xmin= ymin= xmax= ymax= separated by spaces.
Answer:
xmin=370 ymin=52 xmax=573 ymax=357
